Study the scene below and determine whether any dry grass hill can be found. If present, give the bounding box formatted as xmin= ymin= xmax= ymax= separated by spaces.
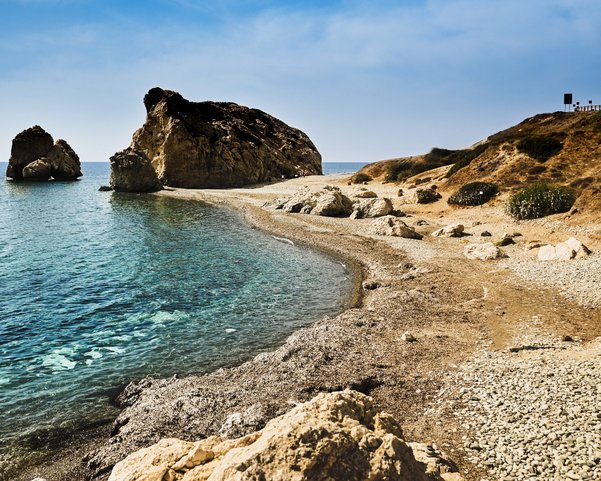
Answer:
xmin=354 ymin=110 xmax=601 ymax=216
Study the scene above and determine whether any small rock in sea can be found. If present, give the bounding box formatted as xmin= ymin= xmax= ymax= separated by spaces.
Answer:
xmin=480 ymin=230 xmax=492 ymax=237
xmin=401 ymin=332 xmax=416 ymax=342
xmin=98 ymin=185 xmax=113 ymax=192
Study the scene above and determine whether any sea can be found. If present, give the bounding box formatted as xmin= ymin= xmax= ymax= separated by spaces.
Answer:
xmin=0 ymin=161 xmax=364 ymax=474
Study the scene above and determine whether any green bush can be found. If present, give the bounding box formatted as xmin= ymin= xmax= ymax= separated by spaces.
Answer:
xmin=351 ymin=172 xmax=372 ymax=184
xmin=448 ymin=182 xmax=499 ymax=206
xmin=445 ymin=143 xmax=489 ymax=178
xmin=516 ymin=136 xmax=563 ymax=162
xmin=415 ymin=188 xmax=441 ymax=204
xmin=505 ymin=183 xmax=576 ymax=220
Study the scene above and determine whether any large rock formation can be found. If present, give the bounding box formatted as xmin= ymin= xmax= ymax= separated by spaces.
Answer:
xmin=110 ymin=87 xmax=322 ymax=190
xmin=6 ymin=126 xmax=82 ymax=181
xmin=108 ymin=390 xmax=461 ymax=481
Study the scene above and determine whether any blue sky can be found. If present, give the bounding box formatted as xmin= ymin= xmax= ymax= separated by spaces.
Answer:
xmin=1 ymin=0 xmax=600 ymax=162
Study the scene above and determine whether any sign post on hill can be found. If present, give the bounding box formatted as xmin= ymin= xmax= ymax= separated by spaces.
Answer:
xmin=564 ymin=93 xmax=573 ymax=111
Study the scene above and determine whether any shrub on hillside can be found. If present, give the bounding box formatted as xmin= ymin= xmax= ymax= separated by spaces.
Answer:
xmin=415 ymin=188 xmax=441 ymax=204
xmin=505 ymin=183 xmax=576 ymax=220
xmin=516 ymin=135 xmax=563 ymax=162
xmin=351 ymin=172 xmax=372 ymax=184
xmin=448 ymin=182 xmax=499 ymax=206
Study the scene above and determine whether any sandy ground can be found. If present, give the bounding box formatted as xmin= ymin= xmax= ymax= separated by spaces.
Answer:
xmin=17 ymin=174 xmax=601 ymax=481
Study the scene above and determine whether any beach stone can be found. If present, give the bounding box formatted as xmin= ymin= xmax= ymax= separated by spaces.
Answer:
xmin=480 ymin=231 xmax=492 ymax=237
xmin=109 ymin=148 xmax=162 ymax=193
xmin=22 ymin=158 xmax=52 ymax=181
xmin=352 ymin=198 xmax=394 ymax=218
xmin=538 ymin=244 xmax=557 ymax=261
xmin=565 ymin=237 xmax=591 ymax=257
xmin=371 ymin=216 xmax=423 ymax=239
xmin=432 ymin=224 xmax=464 ymax=238
xmin=113 ymin=87 xmax=321 ymax=188
xmin=401 ymin=332 xmax=416 ymax=342
xmin=463 ymin=242 xmax=508 ymax=261
xmin=555 ymin=242 xmax=577 ymax=261
xmin=108 ymin=390 xmax=453 ymax=481
xmin=278 ymin=186 xmax=353 ymax=217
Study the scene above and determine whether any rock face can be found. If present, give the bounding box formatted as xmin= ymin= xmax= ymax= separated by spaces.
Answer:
xmin=110 ymin=148 xmax=162 ymax=193
xmin=108 ymin=390 xmax=455 ymax=481
xmin=6 ymin=126 xmax=81 ymax=181
xmin=113 ymin=87 xmax=322 ymax=189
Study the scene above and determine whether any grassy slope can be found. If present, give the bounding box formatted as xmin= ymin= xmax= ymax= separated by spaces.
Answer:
xmin=355 ymin=111 xmax=601 ymax=212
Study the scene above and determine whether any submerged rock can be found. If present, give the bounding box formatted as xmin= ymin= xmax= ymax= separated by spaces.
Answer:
xmin=109 ymin=148 xmax=162 ymax=193
xmin=112 ymin=87 xmax=322 ymax=189
xmin=6 ymin=126 xmax=81 ymax=181
xmin=108 ymin=390 xmax=458 ymax=481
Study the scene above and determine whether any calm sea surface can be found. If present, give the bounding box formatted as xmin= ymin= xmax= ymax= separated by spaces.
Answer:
xmin=0 ymin=162 xmax=354 ymax=471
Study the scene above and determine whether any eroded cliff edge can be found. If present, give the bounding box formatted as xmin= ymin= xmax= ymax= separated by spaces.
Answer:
xmin=110 ymin=88 xmax=322 ymax=191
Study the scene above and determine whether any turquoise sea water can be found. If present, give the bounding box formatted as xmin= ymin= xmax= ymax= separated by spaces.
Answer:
xmin=0 ymin=162 xmax=353 ymax=470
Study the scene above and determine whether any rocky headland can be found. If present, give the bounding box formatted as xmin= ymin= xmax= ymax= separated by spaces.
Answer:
xmin=6 ymin=126 xmax=82 ymax=181
xmin=109 ymin=88 xmax=322 ymax=192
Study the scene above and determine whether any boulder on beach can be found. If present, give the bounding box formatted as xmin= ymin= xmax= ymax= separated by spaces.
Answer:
xmin=109 ymin=148 xmax=162 ymax=193
xmin=537 ymin=237 xmax=591 ymax=261
xmin=108 ymin=390 xmax=461 ymax=481
xmin=269 ymin=186 xmax=354 ymax=217
xmin=351 ymin=197 xmax=394 ymax=219
xmin=6 ymin=126 xmax=81 ymax=181
xmin=110 ymin=87 xmax=322 ymax=190
xmin=372 ymin=216 xmax=423 ymax=239
xmin=463 ymin=242 xmax=508 ymax=261
xmin=432 ymin=224 xmax=465 ymax=238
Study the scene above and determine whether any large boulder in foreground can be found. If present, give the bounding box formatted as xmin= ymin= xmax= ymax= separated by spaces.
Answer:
xmin=6 ymin=126 xmax=81 ymax=181
xmin=110 ymin=148 xmax=162 ymax=193
xmin=108 ymin=390 xmax=460 ymax=481
xmin=113 ymin=87 xmax=322 ymax=189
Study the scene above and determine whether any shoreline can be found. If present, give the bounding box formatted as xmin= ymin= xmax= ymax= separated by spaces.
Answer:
xmin=17 ymin=174 xmax=601 ymax=481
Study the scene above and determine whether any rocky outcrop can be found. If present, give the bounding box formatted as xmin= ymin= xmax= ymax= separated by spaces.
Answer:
xmin=109 ymin=148 xmax=162 ymax=193
xmin=112 ymin=87 xmax=322 ymax=189
xmin=108 ymin=390 xmax=460 ymax=481
xmin=372 ymin=216 xmax=423 ymax=239
xmin=6 ymin=126 xmax=82 ymax=181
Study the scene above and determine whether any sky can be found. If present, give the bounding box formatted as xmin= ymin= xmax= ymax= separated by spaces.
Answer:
xmin=0 ymin=0 xmax=600 ymax=163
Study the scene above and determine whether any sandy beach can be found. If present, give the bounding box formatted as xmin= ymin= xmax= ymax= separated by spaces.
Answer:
xmin=18 ymin=173 xmax=601 ymax=481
